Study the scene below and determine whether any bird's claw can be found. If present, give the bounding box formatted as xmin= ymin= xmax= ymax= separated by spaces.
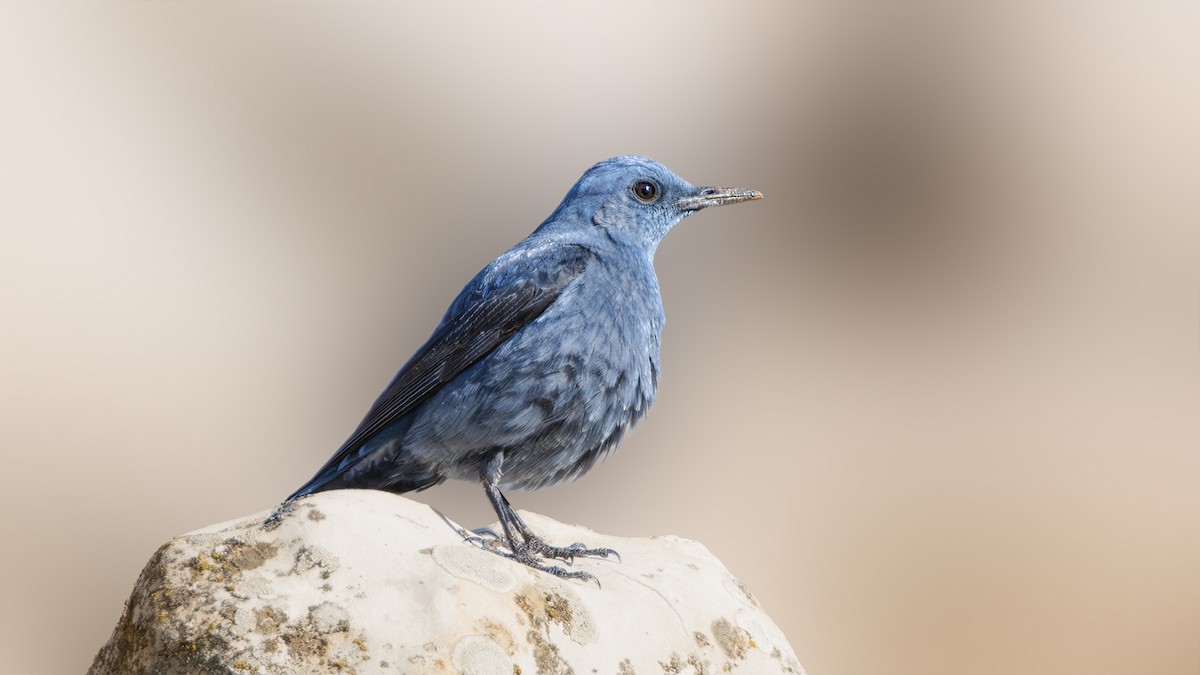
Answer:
xmin=507 ymin=546 xmax=601 ymax=586
xmin=522 ymin=534 xmax=620 ymax=564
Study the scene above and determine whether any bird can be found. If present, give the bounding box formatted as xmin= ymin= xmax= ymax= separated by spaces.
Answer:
xmin=271 ymin=156 xmax=762 ymax=581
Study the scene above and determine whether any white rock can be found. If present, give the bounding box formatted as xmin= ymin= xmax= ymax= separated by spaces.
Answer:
xmin=88 ymin=490 xmax=804 ymax=675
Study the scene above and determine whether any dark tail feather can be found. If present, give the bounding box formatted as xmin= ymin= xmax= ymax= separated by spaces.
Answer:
xmin=266 ymin=468 xmax=444 ymax=528
xmin=283 ymin=464 xmax=442 ymax=503
xmin=283 ymin=414 xmax=422 ymax=502
xmin=285 ymin=473 xmax=335 ymax=503
xmin=265 ymin=418 xmax=444 ymax=528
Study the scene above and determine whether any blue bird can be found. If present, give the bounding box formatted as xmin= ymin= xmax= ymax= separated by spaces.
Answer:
xmin=274 ymin=156 xmax=762 ymax=581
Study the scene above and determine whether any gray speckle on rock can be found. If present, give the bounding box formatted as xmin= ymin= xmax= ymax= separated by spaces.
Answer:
xmin=291 ymin=544 xmax=339 ymax=579
xmin=432 ymin=543 xmax=518 ymax=592
xmin=309 ymin=601 xmax=350 ymax=634
xmin=452 ymin=634 xmax=513 ymax=675
xmin=87 ymin=490 xmax=803 ymax=674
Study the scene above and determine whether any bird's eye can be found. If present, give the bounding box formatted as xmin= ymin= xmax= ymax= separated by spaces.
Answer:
xmin=631 ymin=180 xmax=660 ymax=203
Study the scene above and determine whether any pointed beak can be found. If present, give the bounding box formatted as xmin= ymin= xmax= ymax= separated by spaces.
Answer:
xmin=675 ymin=186 xmax=764 ymax=211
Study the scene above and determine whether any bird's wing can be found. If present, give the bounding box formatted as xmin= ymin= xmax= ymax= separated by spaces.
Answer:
xmin=306 ymin=243 xmax=593 ymax=484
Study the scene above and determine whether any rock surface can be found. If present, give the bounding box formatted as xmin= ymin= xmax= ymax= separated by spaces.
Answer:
xmin=88 ymin=490 xmax=803 ymax=674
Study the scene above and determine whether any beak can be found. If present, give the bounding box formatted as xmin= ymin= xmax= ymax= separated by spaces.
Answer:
xmin=675 ymin=186 xmax=763 ymax=211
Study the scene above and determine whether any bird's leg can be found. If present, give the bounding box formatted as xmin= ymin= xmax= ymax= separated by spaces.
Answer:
xmin=478 ymin=454 xmax=592 ymax=581
xmin=471 ymin=451 xmax=615 ymax=582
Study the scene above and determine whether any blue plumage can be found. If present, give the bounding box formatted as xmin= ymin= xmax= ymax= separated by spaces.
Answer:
xmin=278 ymin=156 xmax=761 ymax=581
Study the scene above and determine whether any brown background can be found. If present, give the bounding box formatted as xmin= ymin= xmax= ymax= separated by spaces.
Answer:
xmin=1 ymin=3 xmax=1196 ymax=674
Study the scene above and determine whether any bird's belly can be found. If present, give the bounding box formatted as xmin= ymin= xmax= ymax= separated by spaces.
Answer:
xmin=405 ymin=306 xmax=659 ymax=490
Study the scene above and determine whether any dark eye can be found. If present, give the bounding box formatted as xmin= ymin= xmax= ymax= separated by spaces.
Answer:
xmin=631 ymin=180 xmax=660 ymax=203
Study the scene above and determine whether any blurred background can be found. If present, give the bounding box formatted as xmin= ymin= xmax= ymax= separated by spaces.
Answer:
xmin=1 ymin=2 xmax=1196 ymax=674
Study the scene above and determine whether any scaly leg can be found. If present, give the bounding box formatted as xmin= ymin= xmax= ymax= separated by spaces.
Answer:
xmin=470 ymin=451 xmax=618 ymax=583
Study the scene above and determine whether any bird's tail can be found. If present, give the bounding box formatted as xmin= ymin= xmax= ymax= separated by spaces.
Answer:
xmin=264 ymin=422 xmax=444 ymax=528
xmin=265 ymin=469 xmax=444 ymax=528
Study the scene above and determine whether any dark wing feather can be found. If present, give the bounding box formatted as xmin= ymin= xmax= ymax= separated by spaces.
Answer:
xmin=295 ymin=244 xmax=592 ymax=494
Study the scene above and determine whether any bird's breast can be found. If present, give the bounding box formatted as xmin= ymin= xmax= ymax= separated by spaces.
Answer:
xmin=491 ymin=256 xmax=663 ymax=485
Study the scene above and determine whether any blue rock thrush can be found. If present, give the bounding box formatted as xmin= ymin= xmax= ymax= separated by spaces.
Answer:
xmin=273 ymin=156 xmax=762 ymax=581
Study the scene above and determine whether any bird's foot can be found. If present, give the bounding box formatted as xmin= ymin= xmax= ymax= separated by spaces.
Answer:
xmin=506 ymin=544 xmax=601 ymax=584
xmin=520 ymin=533 xmax=621 ymax=565
xmin=465 ymin=526 xmax=618 ymax=564
xmin=462 ymin=529 xmax=616 ymax=585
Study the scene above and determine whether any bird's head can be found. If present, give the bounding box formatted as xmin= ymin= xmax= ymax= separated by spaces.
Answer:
xmin=541 ymin=156 xmax=762 ymax=250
